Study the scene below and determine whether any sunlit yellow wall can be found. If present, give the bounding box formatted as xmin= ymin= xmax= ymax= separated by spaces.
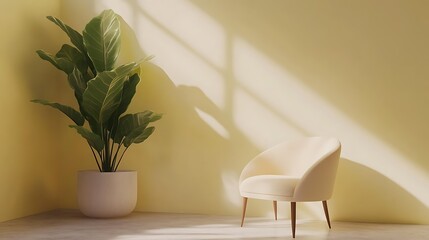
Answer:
xmin=54 ymin=0 xmax=429 ymax=224
xmin=0 ymin=0 xmax=63 ymax=222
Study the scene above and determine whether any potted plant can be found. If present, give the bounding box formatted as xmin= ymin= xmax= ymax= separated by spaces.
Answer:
xmin=32 ymin=9 xmax=161 ymax=218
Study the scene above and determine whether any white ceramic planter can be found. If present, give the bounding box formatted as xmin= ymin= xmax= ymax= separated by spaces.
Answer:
xmin=77 ymin=170 xmax=137 ymax=218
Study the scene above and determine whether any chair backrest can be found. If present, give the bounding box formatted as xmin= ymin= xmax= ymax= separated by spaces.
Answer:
xmin=293 ymin=138 xmax=341 ymax=201
xmin=239 ymin=137 xmax=341 ymax=200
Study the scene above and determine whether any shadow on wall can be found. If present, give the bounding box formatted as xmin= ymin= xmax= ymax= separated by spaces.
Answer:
xmin=72 ymin=0 xmax=429 ymax=221
xmin=64 ymin=0 xmax=276 ymax=215
xmin=22 ymin=2 xmax=263 ymax=214
xmin=331 ymin=158 xmax=429 ymax=224
xmin=129 ymin=62 xmax=262 ymax=215
xmin=31 ymin=0 xmax=429 ymax=222
xmin=189 ymin=0 xmax=429 ymax=171
xmin=184 ymin=0 xmax=429 ymax=222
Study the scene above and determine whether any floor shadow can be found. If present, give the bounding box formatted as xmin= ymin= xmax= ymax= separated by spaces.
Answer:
xmin=3 ymin=209 xmax=429 ymax=240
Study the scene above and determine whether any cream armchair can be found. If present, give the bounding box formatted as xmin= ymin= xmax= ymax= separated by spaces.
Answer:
xmin=239 ymin=137 xmax=341 ymax=238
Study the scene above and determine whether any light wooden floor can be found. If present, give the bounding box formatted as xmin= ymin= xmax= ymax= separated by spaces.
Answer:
xmin=1 ymin=210 xmax=428 ymax=240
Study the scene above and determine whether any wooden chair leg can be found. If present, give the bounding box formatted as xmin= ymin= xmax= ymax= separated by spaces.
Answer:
xmin=273 ymin=201 xmax=278 ymax=220
xmin=322 ymin=200 xmax=331 ymax=229
xmin=291 ymin=202 xmax=296 ymax=238
xmin=241 ymin=197 xmax=248 ymax=227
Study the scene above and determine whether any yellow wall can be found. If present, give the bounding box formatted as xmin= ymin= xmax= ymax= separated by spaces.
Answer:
xmin=2 ymin=0 xmax=429 ymax=224
xmin=56 ymin=0 xmax=429 ymax=224
xmin=0 ymin=0 xmax=63 ymax=222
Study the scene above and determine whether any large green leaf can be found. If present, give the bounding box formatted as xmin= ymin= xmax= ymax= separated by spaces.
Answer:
xmin=56 ymin=44 xmax=87 ymax=74
xmin=132 ymin=126 xmax=155 ymax=144
xmin=109 ymin=62 xmax=142 ymax=130
xmin=36 ymin=50 xmax=74 ymax=74
xmin=31 ymin=99 xmax=85 ymax=126
xmin=66 ymin=69 xmax=101 ymax=135
xmin=37 ymin=44 xmax=89 ymax=76
xmin=86 ymin=115 xmax=101 ymax=136
xmin=123 ymin=126 xmax=155 ymax=147
xmin=116 ymin=73 xmax=140 ymax=117
xmin=114 ymin=111 xmax=162 ymax=143
xmin=47 ymin=16 xmax=96 ymax=75
xmin=82 ymin=63 xmax=136 ymax=125
xmin=83 ymin=9 xmax=120 ymax=72
xmin=107 ymin=73 xmax=140 ymax=134
xmin=68 ymin=68 xmax=86 ymax=102
xmin=69 ymin=125 xmax=104 ymax=151
xmin=115 ymin=111 xmax=151 ymax=142
xmin=47 ymin=16 xmax=86 ymax=54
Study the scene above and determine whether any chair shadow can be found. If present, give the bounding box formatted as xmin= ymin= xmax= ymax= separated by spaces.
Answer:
xmin=330 ymin=158 xmax=429 ymax=224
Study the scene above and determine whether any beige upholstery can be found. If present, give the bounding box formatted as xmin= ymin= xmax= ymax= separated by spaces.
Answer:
xmin=239 ymin=137 xmax=341 ymax=238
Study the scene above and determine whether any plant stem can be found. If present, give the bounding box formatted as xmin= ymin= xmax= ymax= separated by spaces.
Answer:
xmin=104 ymin=129 xmax=111 ymax=171
xmin=109 ymin=132 xmax=116 ymax=170
xmin=100 ymin=125 xmax=111 ymax=172
xmin=111 ymin=143 xmax=119 ymax=171
xmin=89 ymin=145 xmax=101 ymax=172
xmin=114 ymin=147 xmax=129 ymax=171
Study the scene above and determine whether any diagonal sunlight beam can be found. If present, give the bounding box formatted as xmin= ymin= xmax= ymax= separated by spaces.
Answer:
xmin=232 ymin=37 xmax=429 ymax=208
xmin=95 ymin=0 xmax=429 ymax=217
xmin=95 ymin=0 xmax=227 ymax=108
xmin=134 ymin=0 xmax=226 ymax=69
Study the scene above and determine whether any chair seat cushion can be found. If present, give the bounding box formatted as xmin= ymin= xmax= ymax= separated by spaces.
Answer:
xmin=240 ymin=175 xmax=299 ymax=200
